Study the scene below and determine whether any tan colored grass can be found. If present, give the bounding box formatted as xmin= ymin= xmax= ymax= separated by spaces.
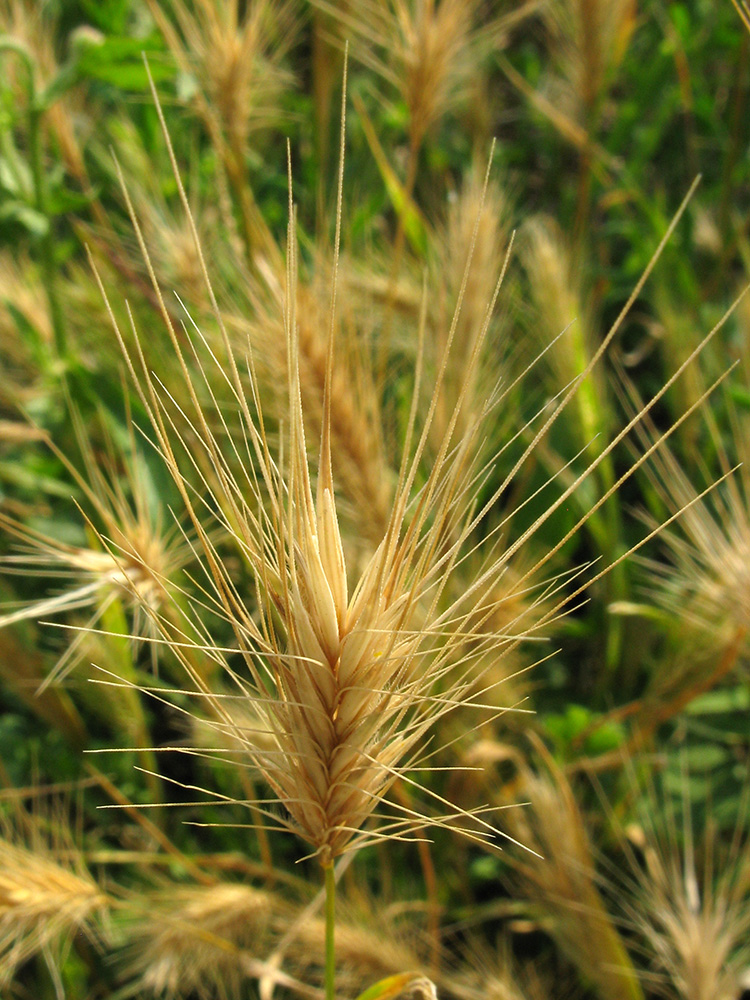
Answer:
xmin=0 ymin=0 xmax=89 ymax=183
xmin=122 ymin=882 xmax=276 ymax=1000
xmin=442 ymin=937 xmax=552 ymax=1000
xmin=238 ymin=250 xmax=391 ymax=544
xmin=521 ymin=215 xmax=608 ymax=453
xmin=0 ymin=408 xmax=195 ymax=685
xmin=617 ymin=353 xmax=750 ymax=653
xmin=317 ymin=0 xmax=530 ymax=152
xmin=540 ymin=0 xmax=637 ymax=125
xmin=427 ymin=163 xmax=512 ymax=452
xmin=83 ymin=61 xmax=735 ymax=882
xmin=732 ymin=0 xmax=750 ymax=34
xmin=0 ymin=813 xmax=108 ymax=985
xmin=0 ymin=254 xmax=53 ymax=407
xmin=613 ymin=767 xmax=750 ymax=1000
xmin=502 ymin=754 xmax=645 ymax=1000
xmin=147 ymin=0 xmax=297 ymax=261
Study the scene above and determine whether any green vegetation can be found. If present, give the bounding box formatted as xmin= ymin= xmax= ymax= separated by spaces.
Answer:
xmin=1 ymin=1 xmax=749 ymax=998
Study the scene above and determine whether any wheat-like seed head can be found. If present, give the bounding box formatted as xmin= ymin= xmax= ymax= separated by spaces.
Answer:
xmin=613 ymin=765 xmax=750 ymax=1000
xmin=501 ymin=754 xmax=645 ymax=1000
xmin=83 ymin=59 xmax=733 ymax=872
xmin=316 ymin=0 xmax=533 ymax=151
xmin=0 ymin=815 xmax=108 ymax=984
xmin=0 ymin=254 xmax=53 ymax=400
xmin=235 ymin=249 xmax=391 ymax=544
xmin=0 ymin=408 xmax=195 ymax=685
xmin=0 ymin=0 xmax=88 ymax=180
xmin=122 ymin=882 xmax=275 ymax=1000
xmin=541 ymin=0 xmax=637 ymax=122
xmin=146 ymin=0 xmax=296 ymax=150
xmin=615 ymin=362 xmax=750 ymax=652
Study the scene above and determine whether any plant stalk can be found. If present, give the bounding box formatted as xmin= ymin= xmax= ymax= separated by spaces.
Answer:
xmin=324 ymin=860 xmax=336 ymax=1000
xmin=28 ymin=104 xmax=67 ymax=359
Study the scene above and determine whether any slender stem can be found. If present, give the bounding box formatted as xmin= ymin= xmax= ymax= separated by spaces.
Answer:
xmin=29 ymin=104 xmax=67 ymax=359
xmin=376 ymin=130 xmax=421 ymax=390
xmin=324 ymin=860 xmax=336 ymax=1000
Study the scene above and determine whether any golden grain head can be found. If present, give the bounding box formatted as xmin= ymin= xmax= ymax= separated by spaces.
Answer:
xmin=622 ymin=376 xmax=750 ymax=647
xmin=88 ymin=64 xmax=729 ymax=874
xmin=0 ymin=827 xmax=107 ymax=984
xmin=501 ymin=758 xmax=644 ymax=1000
xmin=146 ymin=0 xmax=297 ymax=147
xmin=316 ymin=0 xmax=523 ymax=148
xmin=0 ymin=408 xmax=195 ymax=686
xmin=123 ymin=882 xmax=273 ymax=1000
xmin=616 ymin=771 xmax=750 ymax=1000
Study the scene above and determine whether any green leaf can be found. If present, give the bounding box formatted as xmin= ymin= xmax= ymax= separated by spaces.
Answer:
xmin=0 ymin=200 xmax=48 ymax=235
xmin=685 ymin=686 xmax=750 ymax=715
xmin=354 ymin=972 xmax=435 ymax=1000
xmin=45 ymin=185 xmax=97 ymax=217
xmin=76 ymin=36 xmax=173 ymax=91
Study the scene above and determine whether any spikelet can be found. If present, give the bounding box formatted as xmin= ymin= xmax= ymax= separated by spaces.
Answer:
xmin=146 ymin=0 xmax=298 ymax=260
xmin=617 ymin=352 xmax=750 ymax=655
xmin=540 ymin=0 xmax=637 ymax=125
xmin=501 ymin=755 xmax=645 ymax=1000
xmin=521 ymin=214 xmax=607 ymax=454
xmin=0 ymin=407 xmax=194 ymax=684
xmin=0 ymin=809 xmax=108 ymax=985
xmin=88 ymin=65 xmax=725 ymax=872
xmin=443 ymin=937 xmax=552 ymax=1000
xmin=121 ymin=882 xmax=275 ymax=1000
xmin=428 ymin=163 xmax=512 ymax=452
xmin=316 ymin=0 xmax=528 ymax=150
xmin=613 ymin=766 xmax=750 ymax=1000
xmin=0 ymin=0 xmax=88 ymax=182
xmin=237 ymin=248 xmax=391 ymax=543
xmin=0 ymin=253 xmax=53 ymax=408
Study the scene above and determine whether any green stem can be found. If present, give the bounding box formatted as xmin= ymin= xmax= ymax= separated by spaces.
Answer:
xmin=324 ymin=860 xmax=336 ymax=1000
xmin=28 ymin=105 xmax=67 ymax=359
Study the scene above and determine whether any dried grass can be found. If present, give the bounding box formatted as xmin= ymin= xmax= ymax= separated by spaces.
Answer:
xmin=121 ymin=882 xmax=276 ymax=1000
xmin=0 ymin=808 xmax=108 ymax=985
xmin=502 ymin=754 xmax=645 ymax=1000
xmin=614 ymin=766 xmax=750 ymax=1000
xmin=0 ymin=407 xmax=195 ymax=684
xmin=78 ymin=61 xmax=736 ymax=879
xmin=146 ymin=0 xmax=297 ymax=260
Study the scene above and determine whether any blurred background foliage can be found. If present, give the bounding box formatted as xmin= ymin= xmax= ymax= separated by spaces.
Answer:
xmin=1 ymin=0 xmax=750 ymax=998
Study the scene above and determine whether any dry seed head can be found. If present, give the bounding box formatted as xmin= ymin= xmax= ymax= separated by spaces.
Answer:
xmin=619 ymin=367 xmax=750 ymax=648
xmin=541 ymin=0 xmax=637 ymax=121
xmin=123 ymin=882 xmax=274 ymax=1000
xmin=428 ymin=164 xmax=512 ymax=449
xmin=0 ymin=412 xmax=194 ymax=683
xmin=0 ymin=0 xmax=88 ymax=180
xmin=101 ymin=117 xmax=527 ymax=863
xmin=614 ymin=768 xmax=750 ymax=1000
xmin=318 ymin=0 xmax=509 ymax=149
xmin=442 ymin=936 xmax=552 ymax=1000
xmin=147 ymin=0 xmax=296 ymax=151
xmin=92 ymin=66 xmax=723 ymax=869
xmin=0 ymin=254 xmax=53 ymax=405
xmin=0 ymin=823 xmax=107 ymax=984
xmin=502 ymin=758 xmax=644 ymax=1000
xmin=238 ymin=249 xmax=391 ymax=543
